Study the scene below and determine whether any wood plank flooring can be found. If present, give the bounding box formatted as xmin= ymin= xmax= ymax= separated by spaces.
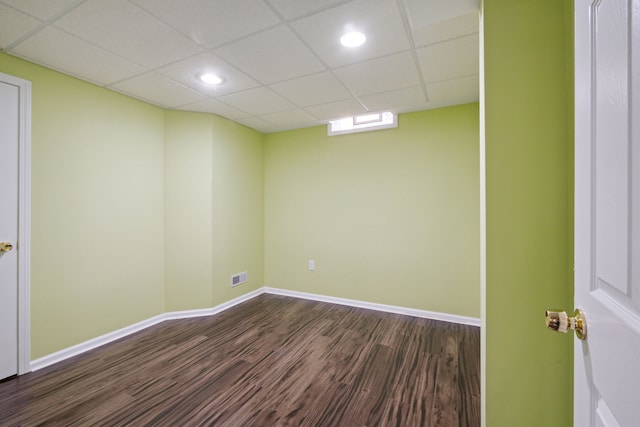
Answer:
xmin=0 ymin=294 xmax=480 ymax=426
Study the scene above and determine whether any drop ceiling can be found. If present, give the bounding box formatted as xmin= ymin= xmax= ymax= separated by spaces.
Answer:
xmin=0 ymin=0 xmax=480 ymax=133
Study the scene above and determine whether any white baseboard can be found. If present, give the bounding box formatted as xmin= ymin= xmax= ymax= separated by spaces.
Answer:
xmin=263 ymin=287 xmax=481 ymax=327
xmin=163 ymin=288 xmax=264 ymax=320
xmin=30 ymin=288 xmax=264 ymax=372
xmin=30 ymin=286 xmax=479 ymax=372
xmin=30 ymin=314 xmax=167 ymax=372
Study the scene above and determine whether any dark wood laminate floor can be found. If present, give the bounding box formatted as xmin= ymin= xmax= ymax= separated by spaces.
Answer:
xmin=0 ymin=294 xmax=480 ymax=427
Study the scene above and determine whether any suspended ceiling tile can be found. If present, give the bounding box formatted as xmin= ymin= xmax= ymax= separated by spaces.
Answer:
xmin=54 ymin=0 xmax=203 ymax=68
xmin=112 ymin=72 xmax=207 ymax=108
xmin=358 ymin=85 xmax=427 ymax=112
xmin=0 ymin=0 xmax=480 ymax=132
xmin=426 ymin=74 xmax=479 ymax=106
xmin=177 ymin=98 xmax=250 ymax=120
xmin=412 ymin=12 xmax=478 ymax=48
xmin=0 ymin=4 xmax=41 ymax=48
xmin=266 ymin=0 xmax=350 ymax=20
xmin=333 ymin=51 xmax=421 ymax=96
xmin=218 ymin=86 xmax=295 ymax=116
xmin=259 ymin=108 xmax=318 ymax=128
xmin=417 ymin=33 xmax=479 ymax=83
xmin=156 ymin=52 xmax=260 ymax=97
xmin=405 ymin=0 xmax=479 ymax=28
xmin=214 ymin=25 xmax=325 ymax=84
xmin=11 ymin=27 xmax=146 ymax=85
xmin=1 ymin=0 xmax=81 ymax=21
xmin=304 ymin=98 xmax=366 ymax=121
xmin=290 ymin=0 xmax=410 ymax=68
xmin=132 ymin=0 xmax=280 ymax=48
xmin=234 ymin=116 xmax=278 ymax=133
xmin=269 ymin=71 xmax=351 ymax=107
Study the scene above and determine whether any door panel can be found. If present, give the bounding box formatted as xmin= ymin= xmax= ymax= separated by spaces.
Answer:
xmin=0 ymin=79 xmax=19 ymax=380
xmin=594 ymin=0 xmax=629 ymax=293
xmin=575 ymin=0 xmax=640 ymax=426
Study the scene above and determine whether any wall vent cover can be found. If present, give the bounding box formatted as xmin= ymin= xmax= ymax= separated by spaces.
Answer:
xmin=231 ymin=271 xmax=248 ymax=287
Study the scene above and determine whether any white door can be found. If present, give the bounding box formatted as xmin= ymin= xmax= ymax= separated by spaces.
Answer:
xmin=574 ymin=0 xmax=640 ymax=426
xmin=0 ymin=77 xmax=20 ymax=380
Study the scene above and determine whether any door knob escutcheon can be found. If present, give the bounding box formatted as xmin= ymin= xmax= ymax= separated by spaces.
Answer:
xmin=0 ymin=242 xmax=13 ymax=252
xmin=545 ymin=308 xmax=587 ymax=340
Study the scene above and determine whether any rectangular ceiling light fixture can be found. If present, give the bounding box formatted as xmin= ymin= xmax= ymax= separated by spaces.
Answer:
xmin=328 ymin=111 xmax=397 ymax=136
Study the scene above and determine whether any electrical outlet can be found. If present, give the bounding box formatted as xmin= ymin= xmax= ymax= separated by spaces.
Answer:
xmin=309 ymin=260 xmax=315 ymax=271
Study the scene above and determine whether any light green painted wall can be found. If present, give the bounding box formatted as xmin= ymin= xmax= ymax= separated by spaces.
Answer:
xmin=484 ymin=0 xmax=573 ymax=425
xmin=210 ymin=118 xmax=264 ymax=304
xmin=164 ymin=111 xmax=264 ymax=310
xmin=264 ymin=104 xmax=480 ymax=318
xmin=1 ymin=53 xmax=265 ymax=359
xmin=0 ymin=53 xmax=166 ymax=358
xmin=164 ymin=111 xmax=214 ymax=310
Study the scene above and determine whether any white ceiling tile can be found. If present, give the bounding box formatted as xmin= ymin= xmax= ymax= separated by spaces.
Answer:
xmin=214 ymin=25 xmax=325 ymax=84
xmin=259 ymin=108 xmax=318 ymax=128
xmin=412 ymin=12 xmax=478 ymax=48
xmin=333 ymin=51 xmax=421 ymax=96
xmin=266 ymin=0 xmax=349 ymax=20
xmin=406 ymin=0 xmax=479 ymax=28
xmin=156 ymin=52 xmax=260 ymax=96
xmin=417 ymin=33 xmax=479 ymax=83
xmin=112 ymin=72 xmax=207 ymax=108
xmin=218 ymin=87 xmax=295 ymax=116
xmin=304 ymin=98 xmax=366 ymax=121
xmin=11 ymin=27 xmax=146 ymax=85
xmin=234 ymin=116 xmax=278 ymax=133
xmin=358 ymin=86 xmax=427 ymax=112
xmin=178 ymin=98 xmax=250 ymax=120
xmin=1 ymin=0 xmax=81 ymax=20
xmin=54 ymin=0 xmax=203 ymax=68
xmin=426 ymin=74 xmax=479 ymax=106
xmin=0 ymin=4 xmax=41 ymax=48
xmin=0 ymin=0 xmax=480 ymax=132
xmin=269 ymin=71 xmax=350 ymax=107
xmin=132 ymin=0 xmax=280 ymax=48
xmin=290 ymin=0 xmax=410 ymax=68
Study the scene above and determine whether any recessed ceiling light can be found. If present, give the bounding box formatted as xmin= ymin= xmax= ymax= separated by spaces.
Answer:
xmin=340 ymin=31 xmax=366 ymax=48
xmin=199 ymin=73 xmax=224 ymax=85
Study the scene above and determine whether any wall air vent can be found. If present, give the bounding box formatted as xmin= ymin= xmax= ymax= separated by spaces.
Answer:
xmin=231 ymin=271 xmax=248 ymax=287
xmin=328 ymin=111 xmax=397 ymax=136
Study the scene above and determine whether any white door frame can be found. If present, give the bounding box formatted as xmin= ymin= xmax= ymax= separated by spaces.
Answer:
xmin=0 ymin=71 xmax=31 ymax=375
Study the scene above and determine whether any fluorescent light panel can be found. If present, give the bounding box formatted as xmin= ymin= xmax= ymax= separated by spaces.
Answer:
xmin=328 ymin=111 xmax=397 ymax=136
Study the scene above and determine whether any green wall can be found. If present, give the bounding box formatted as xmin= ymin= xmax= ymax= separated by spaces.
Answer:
xmin=264 ymin=105 xmax=480 ymax=318
xmin=0 ymin=53 xmax=166 ymax=358
xmin=164 ymin=111 xmax=264 ymax=311
xmin=484 ymin=0 xmax=574 ymax=425
xmin=164 ymin=111 xmax=214 ymax=310
xmin=0 ymin=53 xmax=265 ymax=358
xmin=210 ymin=117 xmax=264 ymax=305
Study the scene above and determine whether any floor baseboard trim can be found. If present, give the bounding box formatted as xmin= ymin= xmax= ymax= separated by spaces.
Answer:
xmin=30 ymin=286 xmax=478 ymax=372
xmin=263 ymin=287 xmax=481 ymax=327
xmin=163 ymin=288 xmax=264 ymax=321
xmin=30 ymin=314 xmax=167 ymax=372
xmin=30 ymin=288 xmax=264 ymax=372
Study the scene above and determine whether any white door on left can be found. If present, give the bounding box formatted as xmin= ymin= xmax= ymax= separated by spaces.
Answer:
xmin=0 ymin=78 xmax=20 ymax=380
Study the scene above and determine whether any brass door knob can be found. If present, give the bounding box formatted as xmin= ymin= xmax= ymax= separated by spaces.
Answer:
xmin=0 ymin=242 xmax=14 ymax=252
xmin=545 ymin=308 xmax=587 ymax=340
